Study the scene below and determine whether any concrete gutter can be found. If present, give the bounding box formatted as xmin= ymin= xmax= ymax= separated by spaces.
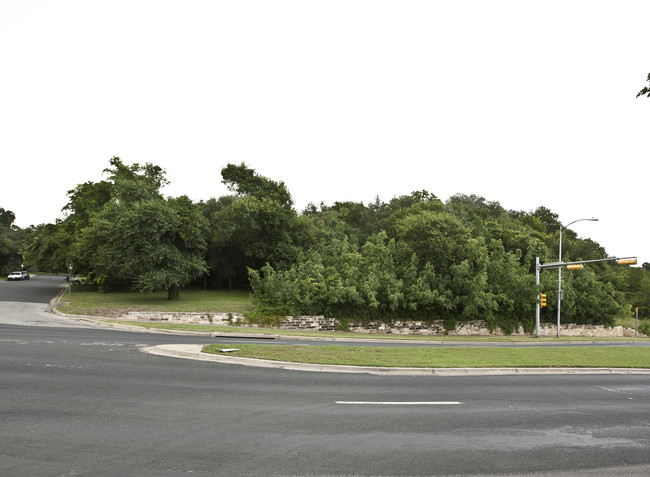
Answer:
xmin=140 ymin=344 xmax=650 ymax=376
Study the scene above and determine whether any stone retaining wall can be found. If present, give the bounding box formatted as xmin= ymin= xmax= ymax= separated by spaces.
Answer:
xmin=121 ymin=312 xmax=645 ymax=337
xmin=349 ymin=320 xmax=640 ymax=337
xmin=280 ymin=315 xmax=337 ymax=331
xmin=125 ymin=311 xmax=245 ymax=326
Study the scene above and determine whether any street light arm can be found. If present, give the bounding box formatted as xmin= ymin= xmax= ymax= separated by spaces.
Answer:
xmin=563 ymin=217 xmax=598 ymax=230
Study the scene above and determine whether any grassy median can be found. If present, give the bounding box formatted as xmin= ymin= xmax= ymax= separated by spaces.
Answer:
xmin=202 ymin=343 xmax=650 ymax=368
xmin=58 ymin=287 xmax=255 ymax=317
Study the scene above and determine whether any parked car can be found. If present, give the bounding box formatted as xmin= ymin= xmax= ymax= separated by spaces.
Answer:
xmin=7 ymin=271 xmax=24 ymax=281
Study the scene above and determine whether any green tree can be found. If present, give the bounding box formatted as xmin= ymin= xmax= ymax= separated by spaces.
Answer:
xmin=104 ymin=156 xmax=168 ymax=203
xmin=0 ymin=208 xmax=22 ymax=274
xmin=560 ymin=267 xmax=624 ymax=326
xmin=446 ymin=194 xmax=506 ymax=230
xmin=78 ymin=197 xmax=207 ymax=299
xmin=624 ymin=267 xmax=650 ymax=319
xmin=401 ymin=257 xmax=453 ymax=321
xmin=531 ymin=206 xmax=561 ymax=234
xmin=221 ymin=162 xmax=293 ymax=207
xmin=63 ymin=180 xmax=113 ymax=232
xmin=637 ymin=73 xmax=650 ymax=98
xmin=0 ymin=208 xmax=16 ymax=227
xmin=23 ymin=222 xmax=73 ymax=273
xmin=484 ymin=239 xmax=537 ymax=332
xmin=391 ymin=210 xmax=472 ymax=276
xmin=207 ymin=195 xmax=300 ymax=289
xmin=316 ymin=201 xmax=380 ymax=246
xmin=204 ymin=164 xmax=304 ymax=289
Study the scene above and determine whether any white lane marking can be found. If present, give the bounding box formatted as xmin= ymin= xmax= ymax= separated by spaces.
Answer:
xmin=598 ymin=386 xmax=620 ymax=393
xmin=335 ymin=401 xmax=463 ymax=405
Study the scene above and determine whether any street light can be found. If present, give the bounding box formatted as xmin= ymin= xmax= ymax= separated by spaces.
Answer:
xmin=556 ymin=217 xmax=598 ymax=337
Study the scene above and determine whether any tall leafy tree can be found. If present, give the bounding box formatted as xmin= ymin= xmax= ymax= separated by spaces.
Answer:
xmin=626 ymin=267 xmax=650 ymax=319
xmin=221 ymin=162 xmax=293 ymax=207
xmin=391 ymin=210 xmax=472 ymax=276
xmin=63 ymin=180 xmax=113 ymax=232
xmin=0 ymin=208 xmax=23 ymax=274
xmin=69 ymin=158 xmax=206 ymax=299
xmin=23 ymin=222 xmax=73 ymax=273
xmin=0 ymin=208 xmax=16 ymax=227
xmin=104 ymin=156 xmax=168 ymax=202
xmin=204 ymin=163 xmax=303 ymax=289
xmin=319 ymin=201 xmax=380 ymax=246
xmin=78 ymin=196 xmax=207 ymax=299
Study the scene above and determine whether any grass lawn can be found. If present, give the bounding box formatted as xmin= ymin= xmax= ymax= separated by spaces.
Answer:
xmin=202 ymin=343 xmax=650 ymax=368
xmin=58 ymin=287 xmax=256 ymax=317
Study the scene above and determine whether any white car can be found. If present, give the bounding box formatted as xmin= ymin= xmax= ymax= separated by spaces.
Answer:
xmin=7 ymin=271 xmax=24 ymax=281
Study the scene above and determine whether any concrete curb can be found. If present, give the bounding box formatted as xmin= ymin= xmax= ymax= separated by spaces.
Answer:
xmin=139 ymin=344 xmax=650 ymax=376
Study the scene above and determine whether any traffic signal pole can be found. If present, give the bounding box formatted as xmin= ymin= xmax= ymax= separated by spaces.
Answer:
xmin=535 ymin=256 xmax=636 ymax=338
xmin=535 ymin=257 xmax=541 ymax=338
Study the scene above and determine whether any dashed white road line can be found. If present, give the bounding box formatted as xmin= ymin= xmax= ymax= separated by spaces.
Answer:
xmin=335 ymin=401 xmax=463 ymax=405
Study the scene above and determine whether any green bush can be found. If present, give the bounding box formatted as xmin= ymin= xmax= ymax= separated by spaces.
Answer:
xmin=639 ymin=320 xmax=650 ymax=337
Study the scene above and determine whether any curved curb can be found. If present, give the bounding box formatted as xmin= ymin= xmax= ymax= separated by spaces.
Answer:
xmin=140 ymin=344 xmax=650 ymax=376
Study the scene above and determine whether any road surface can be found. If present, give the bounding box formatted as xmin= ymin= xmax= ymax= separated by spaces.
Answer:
xmin=1 ymin=275 xmax=649 ymax=476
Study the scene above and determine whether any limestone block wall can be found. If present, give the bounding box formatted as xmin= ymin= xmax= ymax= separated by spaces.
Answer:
xmin=124 ymin=311 xmax=245 ymax=326
xmin=537 ymin=323 xmax=632 ymax=337
xmin=351 ymin=320 xmax=641 ymax=337
xmin=121 ymin=312 xmax=645 ymax=338
xmin=348 ymin=320 xmax=526 ymax=336
xmin=280 ymin=315 xmax=337 ymax=331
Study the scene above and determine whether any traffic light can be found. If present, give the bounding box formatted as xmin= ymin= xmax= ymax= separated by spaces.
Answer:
xmin=540 ymin=293 xmax=547 ymax=308
xmin=617 ymin=259 xmax=637 ymax=266
xmin=567 ymin=264 xmax=584 ymax=270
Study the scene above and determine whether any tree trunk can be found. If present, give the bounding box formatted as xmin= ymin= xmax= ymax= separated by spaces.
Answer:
xmin=167 ymin=284 xmax=180 ymax=301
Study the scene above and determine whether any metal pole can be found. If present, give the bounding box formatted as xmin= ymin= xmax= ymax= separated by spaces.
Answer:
xmin=636 ymin=307 xmax=639 ymax=339
xmin=536 ymin=257 xmax=541 ymax=338
xmin=556 ymin=218 xmax=598 ymax=339
xmin=557 ymin=228 xmax=563 ymax=338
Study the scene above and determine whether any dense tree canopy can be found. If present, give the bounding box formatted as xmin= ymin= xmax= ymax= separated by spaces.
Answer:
xmin=77 ymin=196 xmax=206 ymax=299
xmin=0 ymin=208 xmax=24 ymax=274
xmin=16 ymin=158 xmax=646 ymax=329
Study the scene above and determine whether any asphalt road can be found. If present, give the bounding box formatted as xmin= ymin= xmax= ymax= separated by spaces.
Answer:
xmin=2 ymin=276 xmax=650 ymax=476
xmin=0 ymin=273 xmax=68 ymax=304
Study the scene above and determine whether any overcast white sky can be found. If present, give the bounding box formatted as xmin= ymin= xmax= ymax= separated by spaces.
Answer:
xmin=1 ymin=1 xmax=648 ymax=263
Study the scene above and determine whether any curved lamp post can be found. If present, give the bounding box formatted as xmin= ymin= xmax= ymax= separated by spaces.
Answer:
xmin=556 ymin=217 xmax=598 ymax=337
